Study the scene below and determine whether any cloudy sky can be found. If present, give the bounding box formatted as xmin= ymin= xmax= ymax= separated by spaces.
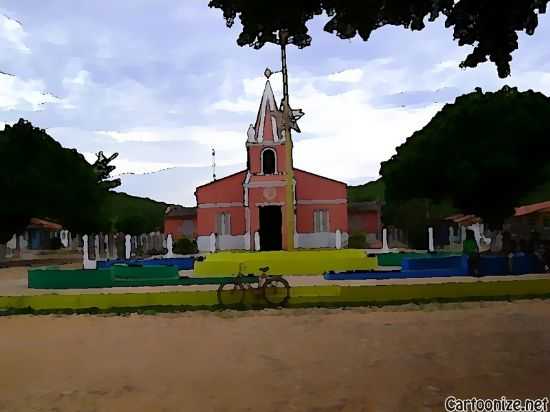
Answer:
xmin=2 ymin=2 xmax=550 ymax=205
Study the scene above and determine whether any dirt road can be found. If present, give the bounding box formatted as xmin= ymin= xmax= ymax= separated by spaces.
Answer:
xmin=1 ymin=301 xmax=549 ymax=412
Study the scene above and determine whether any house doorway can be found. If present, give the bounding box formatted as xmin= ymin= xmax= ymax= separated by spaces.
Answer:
xmin=259 ymin=206 xmax=282 ymax=251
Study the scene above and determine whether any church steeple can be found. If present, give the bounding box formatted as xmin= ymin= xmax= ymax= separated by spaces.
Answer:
xmin=247 ymin=80 xmax=282 ymax=144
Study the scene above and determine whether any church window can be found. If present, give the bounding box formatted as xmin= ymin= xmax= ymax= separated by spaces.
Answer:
xmin=217 ymin=213 xmax=231 ymax=235
xmin=261 ymin=148 xmax=276 ymax=174
xmin=314 ymin=210 xmax=329 ymax=233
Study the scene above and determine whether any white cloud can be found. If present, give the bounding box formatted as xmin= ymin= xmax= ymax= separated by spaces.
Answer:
xmin=199 ymin=63 xmax=444 ymax=183
xmin=0 ymin=14 xmax=30 ymax=53
xmin=327 ymin=68 xmax=363 ymax=83
xmin=209 ymin=98 xmax=257 ymax=113
xmin=0 ymin=73 xmax=59 ymax=111
xmin=111 ymin=157 xmax=179 ymax=175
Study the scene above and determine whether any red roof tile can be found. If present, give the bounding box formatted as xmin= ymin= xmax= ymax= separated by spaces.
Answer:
xmin=514 ymin=201 xmax=550 ymax=217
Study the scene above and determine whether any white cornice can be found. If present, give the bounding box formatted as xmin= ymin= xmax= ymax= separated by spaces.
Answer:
xmin=244 ymin=181 xmax=286 ymax=188
xmin=198 ymin=202 xmax=243 ymax=209
xmin=297 ymin=199 xmax=347 ymax=205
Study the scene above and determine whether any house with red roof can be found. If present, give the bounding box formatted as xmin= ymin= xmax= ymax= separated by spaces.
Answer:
xmin=507 ymin=200 xmax=550 ymax=240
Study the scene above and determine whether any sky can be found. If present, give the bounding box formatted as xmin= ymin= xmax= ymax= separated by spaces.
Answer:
xmin=2 ymin=1 xmax=550 ymax=206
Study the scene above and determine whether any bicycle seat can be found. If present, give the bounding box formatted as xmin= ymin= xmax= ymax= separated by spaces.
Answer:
xmin=259 ymin=266 xmax=270 ymax=273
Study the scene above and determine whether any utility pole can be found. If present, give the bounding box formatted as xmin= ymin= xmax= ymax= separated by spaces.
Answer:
xmin=265 ymin=30 xmax=304 ymax=250
xmin=279 ymin=30 xmax=295 ymax=251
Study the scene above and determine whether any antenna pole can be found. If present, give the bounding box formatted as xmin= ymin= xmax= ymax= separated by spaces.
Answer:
xmin=212 ymin=148 xmax=216 ymax=181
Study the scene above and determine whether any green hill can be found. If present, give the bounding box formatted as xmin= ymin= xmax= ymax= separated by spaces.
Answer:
xmin=101 ymin=191 xmax=169 ymax=234
xmin=347 ymin=179 xmax=385 ymax=203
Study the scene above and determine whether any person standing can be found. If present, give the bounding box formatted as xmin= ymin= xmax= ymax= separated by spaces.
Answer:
xmin=463 ymin=229 xmax=480 ymax=277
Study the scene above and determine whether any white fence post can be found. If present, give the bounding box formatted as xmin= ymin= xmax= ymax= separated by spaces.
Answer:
xmin=166 ymin=234 xmax=174 ymax=258
xmin=94 ymin=235 xmax=100 ymax=261
xmin=209 ymin=233 xmax=216 ymax=253
xmin=254 ymin=231 xmax=260 ymax=251
xmin=125 ymin=235 xmax=131 ymax=259
xmin=428 ymin=227 xmax=434 ymax=252
xmin=335 ymin=229 xmax=342 ymax=249
xmin=104 ymin=234 xmax=110 ymax=260
xmin=382 ymin=228 xmax=389 ymax=251
xmin=82 ymin=234 xmax=96 ymax=269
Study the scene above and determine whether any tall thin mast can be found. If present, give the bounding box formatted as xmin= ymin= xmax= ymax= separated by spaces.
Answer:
xmin=279 ymin=30 xmax=295 ymax=251
xmin=212 ymin=148 xmax=216 ymax=181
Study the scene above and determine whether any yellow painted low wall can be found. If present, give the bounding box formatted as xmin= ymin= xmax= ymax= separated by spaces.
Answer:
xmin=194 ymin=249 xmax=377 ymax=277
xmin=1 ymin=279 xmax=549 ymax=313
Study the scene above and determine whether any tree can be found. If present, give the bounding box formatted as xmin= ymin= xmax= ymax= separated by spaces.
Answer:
xmin=380 ymin=86 xmax=550 ymax=229
xmin=209 ymin=0 xmax=548 ymax=78
xmin=0 ymin=119 xmax=119 ymax=244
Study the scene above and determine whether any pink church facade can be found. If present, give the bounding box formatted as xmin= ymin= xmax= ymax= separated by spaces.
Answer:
xmin=195 ymin=80 xmax=348 ymax=251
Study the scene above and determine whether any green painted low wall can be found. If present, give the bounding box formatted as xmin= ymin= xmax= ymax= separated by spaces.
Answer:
xmin=29 ymin=265 xmax=180 ymax=289
xmin=5 ymin=279 xmax=550 ymax=314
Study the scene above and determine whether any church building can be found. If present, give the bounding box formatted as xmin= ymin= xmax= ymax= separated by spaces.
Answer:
xmin=195 ymin=77 xmax=348 ymax=251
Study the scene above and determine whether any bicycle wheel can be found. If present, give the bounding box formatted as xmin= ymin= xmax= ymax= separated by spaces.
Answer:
xmin=217 ymin=280 xmax=245 ymax=306
xmin=262 ymin=276 xmax=290 ymax=306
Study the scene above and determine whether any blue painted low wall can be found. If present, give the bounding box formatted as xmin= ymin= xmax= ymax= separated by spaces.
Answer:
xmin=398 ymin=255 xmax=469 ymax=277
xmin=325 ymin=254 xmax=542 ymax=281
xmin=324 ymin=255 xmax=469 ymax=281
xmin=479 ymin=256 xmax=508 ymax=276
xmin=97 ymin=257 xmax=195 ymax=271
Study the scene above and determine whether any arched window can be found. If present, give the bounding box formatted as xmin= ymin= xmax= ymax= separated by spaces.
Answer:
xmin=261 ymin=148 xmax=276 ymax=174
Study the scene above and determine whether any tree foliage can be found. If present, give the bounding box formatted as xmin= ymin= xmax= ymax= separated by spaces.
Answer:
xmin=0 ymin=119 xmax=117 ymax=243
xmin=347 ymin=178 xmax=385 ymax=203
xmin=98 ymin=192 xmax=169 ymax=235
xmin=209 ymin=0 xmax=548 ymax=78
xmin=380 ymin=86 xmax=550 ymax=229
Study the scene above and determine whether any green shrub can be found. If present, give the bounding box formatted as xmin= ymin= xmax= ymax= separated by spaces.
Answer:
xmin=173 ymin=237 xmax=198 ymax=255
xmin=348 ymin=232 xmax=367 ymax=249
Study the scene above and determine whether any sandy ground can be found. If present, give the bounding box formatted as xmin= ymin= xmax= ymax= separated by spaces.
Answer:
xmin=0 ymin=300 xmax=549 ymax=412
xmin=2 ymin=265 xmax=550 ymax=296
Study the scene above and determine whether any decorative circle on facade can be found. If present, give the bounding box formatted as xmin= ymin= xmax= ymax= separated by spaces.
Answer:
xmin=263 ymin=187 xmax=277 ymax=201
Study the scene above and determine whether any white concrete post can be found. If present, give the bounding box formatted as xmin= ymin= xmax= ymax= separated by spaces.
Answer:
xmin=104 ymin=234 xmax=110 ymax=260
xmin=94 ymin=235 xmax=100 ymax=261
xmin=166 ymin=234 xmax=174 ymax=258
xmin=335 ymin=229 xmax=342 ymax=249
xmin=428 ymin=227 xmax=434 ymax=252
xmin=125 ymin=234 xmax=131 ymax=259
xmin=461 ymin=226 xmax=466 ymax=242
xmin=82 ymin=235 xmax=96 ymax=270
xmin=19 ymin=234 xmax=26 ymax=252
xmin=254 ymin=231 xmax=261 ymax=251
xmin=384 ymin=228 xmax=389 ymax=250
xmin=209 ymin=233 xmax=216 ymax=253
xmin=59 ymin=230 xmax=67 ymax=248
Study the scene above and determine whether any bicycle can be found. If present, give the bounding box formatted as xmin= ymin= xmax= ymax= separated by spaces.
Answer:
xmin=217 ymin=266 xmax=290 ymax=307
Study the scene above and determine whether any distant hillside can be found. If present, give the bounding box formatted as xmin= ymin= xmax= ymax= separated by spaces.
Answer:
xmin=115 ymin=164 xmax=245 ymax=206
xmin=101 ymin=191 xmax=169 ymax=234
xmin=347 ymin=179 xmax=385 ymax=203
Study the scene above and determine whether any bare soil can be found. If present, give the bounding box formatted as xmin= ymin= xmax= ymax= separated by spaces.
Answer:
xmin=0 ymin=300 xmax=549 ymax=411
